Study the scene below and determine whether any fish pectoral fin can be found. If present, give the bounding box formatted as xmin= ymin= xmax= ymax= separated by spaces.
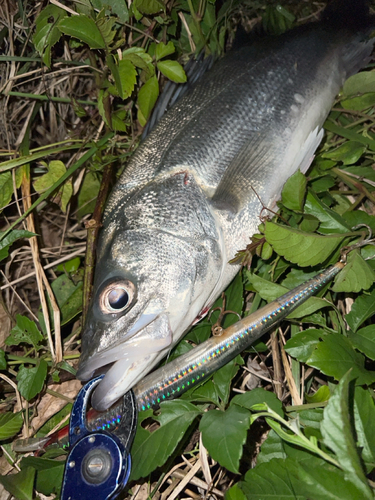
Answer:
xmin=212 ymin=125 xmax=324 ymax=213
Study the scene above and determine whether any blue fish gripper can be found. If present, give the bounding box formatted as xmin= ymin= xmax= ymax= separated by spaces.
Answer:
xmin=61 ymin=376 xmax=137 ymax=500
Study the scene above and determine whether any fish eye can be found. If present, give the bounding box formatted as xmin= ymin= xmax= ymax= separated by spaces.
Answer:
xmin=99 ymin=279 xmax=136 ymax=314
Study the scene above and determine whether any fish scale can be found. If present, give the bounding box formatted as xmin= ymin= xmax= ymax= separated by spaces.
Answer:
xmin=77 ymin=0 xmax=375 ymax=411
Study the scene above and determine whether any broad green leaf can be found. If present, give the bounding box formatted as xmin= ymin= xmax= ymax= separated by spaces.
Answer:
xmin=130 ymin=400 xmax=200 ymax=480
xmin=33 ymin=160 xmax=72 ymax=213
xmin=21 ymin=456 xmax=64 ymax=496
xmin=346 ymin=288 xmax=375 ymax=332
xmin=0 ymin=171 xmax=13 ymax=212
xmin=181 ymin=378 xmax=220 ymax=406
xmin=5 ymin=314 xmax=43 ymax=350
xmin=256 ymin=429 xmax=288 ymax=464
xmin=307 ymin=333 xmax=375 ymax=386
xmin=240 ymin=458 xmax=306 ymax=499
xmin=0 ymin=412 xmax=23 ymax=441
xmin=309 ymin=175 xmax=336 ymax=193
xmin=305 ymin=385 xmax=330 ymax=403
xmin=155 ymin=41 xmax=175 ymax=60
xmin=96 ymin=16 xmax=116 ymax=46
xmin=0 ymin=467 xmax=35 ymax=500
xmin=221 ymin=271 xmax=243 ymax=328
xmin=117 ymin=59 xmax=137 ymax=99
xmin=134 ymin=0 xmax=165 ymax=15
xmin=200 ymin=405 xmax=251 ymax=474
xmin=91 ymin=0 xmax=129 ymax=23
xmin=0 ymin=349 xmax=6 ymax=369
xmin=245 ymin=272 xmax=331 ymax=319
xmin=299 ymin=214 xmax=320 ymax=232
xmin=56 ymin=257 xmax=80 ymax=273
xmin=137 ymin=75 xmax=159 ymax=126
xmin=332 ymin=251 xmax=375 ymax=293
xmin=354 ymin=387 xmax=375 ymax=467
xmin=232 ymin=387 xmax=284 ymax=417
xmin=341 ymin=93 xmax=375 ymax=111
xmin=265 ymin=221 xmax=345 ymax=267
xmin=299 ymin=408 xmax=324 ymax=430
xmin=213 ymin=356 xmax=240 ymax=405
xmin=321 ymin=371 xmax=373 ymax=499
xmin=285 ymin=329 xmax=325 ymax=363
xmin=33 ymin=5 xmax=66 ymax=66
xmin=281 ymin=170 xmax=307 ymax=211
xmin=242 ymin=455 xmax=370 ymax=500
xmin=157 ymin=60 xmax=187 ymax=83
xmin=226 ymin=483 xmax=247 ymax=500
xmin=77 ymin=171 xmax=101 ymax=219
xmin=343 ymin=71 xmax=375 ymax=96
xmin=48 ymin=272 xmax=83 ymax=325
xmin=349 ymin=325 xmax=375 ymax=360
xmin=58 ymin=15 xmax=105 ymax=49
xmin=17 ymin=360 xmax=48 ymax=400
xmin=281 ymin=268 xmax=317 ymax=289
xmin=322 ymin=141 xmax=366 ymax=164
xmin=304 ymin=190 xmax=351 ymax=234
xmin=0 ymin=229 xmax=36 ymax=252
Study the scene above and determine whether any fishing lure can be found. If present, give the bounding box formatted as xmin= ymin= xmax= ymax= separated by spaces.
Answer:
xmin=14 ymin=259 xmax=344 ymax=454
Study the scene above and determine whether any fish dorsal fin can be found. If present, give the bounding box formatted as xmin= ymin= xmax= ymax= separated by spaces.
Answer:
xmin=142 ymin=53 xmax=214 ymax=138
xmin=212 ymin=125 xmax=324 ymax=213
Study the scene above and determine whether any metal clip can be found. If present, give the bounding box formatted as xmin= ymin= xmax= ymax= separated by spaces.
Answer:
xmin=61 ymin=376 xmax=137 ymax=500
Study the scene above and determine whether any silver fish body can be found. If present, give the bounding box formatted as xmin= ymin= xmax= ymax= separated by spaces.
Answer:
xmin=77 ymin=4 xmax=374 ymax=410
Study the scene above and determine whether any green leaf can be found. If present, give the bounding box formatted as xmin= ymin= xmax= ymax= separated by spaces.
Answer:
xmin=225 ymin=483 xmax=247 ymax=500
xmin=56 ymin=257 xmax=80 ymax=273
xmin=200 ymin=405 xmax=251 ymax=474
xmin=137 ymin=75 xmax=159 ymax=126
xmin=133 ymin=0 xmax=165 ymax=15
xmin=241 ymin=455 xmax=367 ymax=500
xmin=321 ymin=371 xmax=373 ymax=499
xmin=17 ymin=359 xmax=48 ymax=400
xmin=48 ymin=273 xmax=83 ymax=325
xmin=5 ymin=314 xmax=43 ymax=350
xmin=117 ymin=59 xmax=137 ymax=99
xmin=0 ymin=412 xmax=23 ymax=441
xmin=232 ymin=387 xmax=284 ymax=417
xmin=332 ymin=251 xmax=375 ymax=293
xmin=0 ymin=229 xmax=36 ymax=252
xmin=305 ymin=385 xmax=330 ymax=404
xmin=349 ymin=325 xmax=375 ymax=360
xmin=264 ymin=221 xmax=345 ymax=267
xmin=33 ymin=160 xmax=72 ymax=213
xmin=256 ymin=429 xmax=288 ymax=464
xmin=213 ymin=356 xmax=240 ymax=405
xmin=354 ymin=387 xmax=375 ymax=467
xmin=343 ymin=71 xmax=375 ymax=96
xmin=35 ymin=404 xmax=72 ymax=438
xmin=58 ymin=15 xmax=106 ymax=49
xmin=157 ymin=60 xmax=187 ymax=83
xmin=33 ymin=5 xmax=66 ymax=67
xmin=281 ymin=170 xmax=307 ymax=211
xmin=0 ymin=467 xmax=35 ymax=500
xmin=0 ymin=348 xmax=6 ymax=369
xmin=346 ymin=288 xmax=375 ymax=332
xmin=0 ymin=171 xmax=13 ymax=212
xmin=77 ymin=171 xmax=101 ymax=219
xmin=341 ymin=93 xmax=375 ymax=112
xmin=130 ymin=400 xmax=200 ymax=480
xmin=21 ymin=456 xmax=65 ymax=496
xmin=322 ymin=141 xmax=366 ymax=165
xmin=245 ymin=272 xmax=331 ymax=319
xmin=285 ymin=329 xmax=325 ymax=363
xmin=155 ymin=41 xmax=175 ymax=60
xmin=307 ymin=333 xmax=375 ymax=386
xmin=304 ymin=190 xmax=351 ymax=234
xmin=91 ymin=0 xmax=129 ymax=23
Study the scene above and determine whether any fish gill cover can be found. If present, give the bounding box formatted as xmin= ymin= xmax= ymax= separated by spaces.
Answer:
xmin=1 ymin=0 xmax=375 ymax=499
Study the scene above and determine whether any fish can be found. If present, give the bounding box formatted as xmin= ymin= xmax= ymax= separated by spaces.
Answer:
xmin=77 ymin=0 xmax=375 ymax=411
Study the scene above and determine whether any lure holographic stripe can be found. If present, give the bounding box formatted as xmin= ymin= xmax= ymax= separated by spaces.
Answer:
xmin=133 ymin=261 xmax=344 ymax=411
xmin=13 ymin=261 xmax=344 ymax=453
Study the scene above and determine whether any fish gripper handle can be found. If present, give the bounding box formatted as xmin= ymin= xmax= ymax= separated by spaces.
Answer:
xmin=61 ymin=376 xmax=137 ymax=500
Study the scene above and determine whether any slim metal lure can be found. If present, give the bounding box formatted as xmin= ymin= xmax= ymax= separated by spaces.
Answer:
xmin=13 ymin=261 xmax=344 ymax=452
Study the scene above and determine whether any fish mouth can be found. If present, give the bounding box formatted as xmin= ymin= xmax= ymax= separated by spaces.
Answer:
xmin=77 ymin=312 xmax=172 ymax=411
